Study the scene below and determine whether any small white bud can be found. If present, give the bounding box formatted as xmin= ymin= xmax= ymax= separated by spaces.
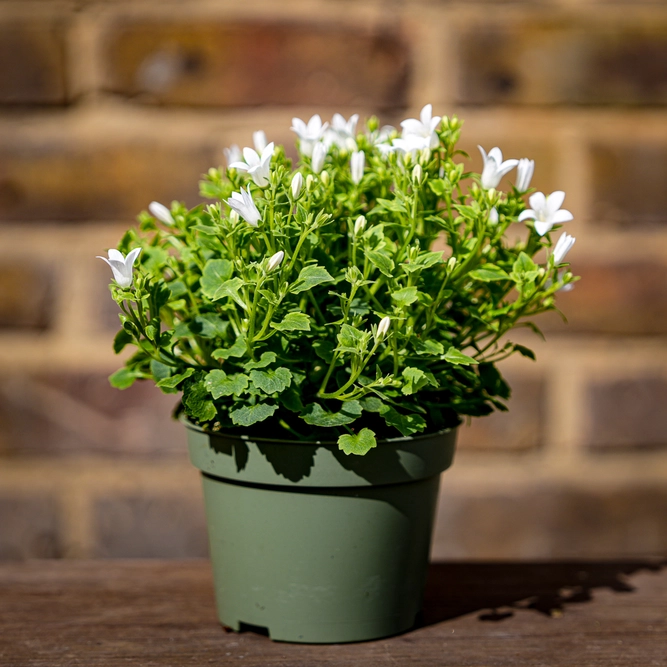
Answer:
xmin=516 ymin=158 xmax=535 ymax=192
xmin=148 ymin=201 xmax=174 ymax=225
xmin=354 ymin=215 xmax=366 ymax=235
xmin=412 ymin=164 xmax=422 ymax=183
xmin=553 ymin=231 xmax=576 ymax=264
xmin=377 ymin=316 xmax=391 ymax=339
xmin=306 ymin=174 xmax=314 ymax=191
xmin=311 ymin=141 xmax=327 ymax=174
xmin=320 ymin=170 xmax=329 ymax=186
xmin=267 ymin=250 xmax=285 ymax=272
xmin=489 ymin=207 xmax=499 ymax=225
xmin=350 ymin=150 xmax=365 ymax=185
xmin=229 ymin=210 xmax=239 ymax=224
xmin=291 ymin=172 xmax=303 ymax=199
xmin=253 ymin=130 xmax=268 ymax=153
xmin=447 ymin=256 xmax=457 ymax=272
xmin=419 ymin=147 xmax=431 ymax=164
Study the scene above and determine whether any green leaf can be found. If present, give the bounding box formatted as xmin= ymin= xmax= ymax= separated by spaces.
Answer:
xmin=366 ymin=250 xmax=395 ymax=278
xmin=376 ymin=198 xmax=407 ymax=214
xmin=183 ymin=380 xmax=217 ymax=422
xmin=244 ymin=351 xmax=276 ymax=370
xmin=412 ymin=339 xmax=445 ymax=356
xmin=313 ymin=340 xmax=335 ymax=363
xmin=511 ymin=252 xmax=539 ymax=284
xmin=204 ymin=276 xmax=246 ymax=309
xmin=192 ymin=313 xmax=229 ymax=339
xmin=382 ymin=408 xmax=427 ymax=437
xmin=212 ymin=337 xmax=246 ymax=360
xmin=271 ymin=312 xmax=311 ymax=332
xmin=514 ymin=344 xmax=536 ymax=360
xmin=415 ymin=251 xmax=444 ymax=268
xmin=205 ymin=370 xmax=249 ymax=398
xmin=249 ymin=367 xmax=292 ymax=394
xmin=338 ymin=428 xmax=377 ymax=456
xmin=156 ymin=367 xmax=195 ymax=393
xmin=279 ymin=388 xmax=304 ymax=413
xmin=401 ymin=367 xmax=438 ymax=395
xmin=200 ymin=259 xmax=233 ymax=300
xmin=301 ymin=401 xmax=361 ymax=427
xmin=230 ymin=403 xmax=278 ymax=427
xmin=336 ymin=324 xmax=369 ymax=355
xmin=468 ymin=265 xmax=511 ymax=282
xmin=478 ymin=363 xmax=511 ymax=400
xmin=359 ymin=396 xmax=386 ymax=413
xmin=109 ymin=368 xmax=144 ymax=390
xmin=150 ymin=360 xmax=171 ymax=382
xmin=113 ymin=328 xmax=134 ymax=354
xmin=391 ymin=287 xmax=419 ymax=307
xmin=444 ymin=347 xmax=479 ymax=366
xmin=290 ymin=265 xmax=334 ymax=294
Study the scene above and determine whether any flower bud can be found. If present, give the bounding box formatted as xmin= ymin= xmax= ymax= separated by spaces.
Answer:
xmin=488 ymin=207 xmax=499 ymax=225
xmin=419 ymin=147 xmax=431 ymax=164
xmin=376 ymin=316 xmax=391 ymax=340
xmin=447 ymin=256 xmax=457 ymax=272
xmin=306 ymin=175 xmax=314 ymax=191
xmin=320 ymin=170 xmax=329 ymax=186
xmin=229 ymin=210 xmax=239 ymax=224
xmin=412 ymin=164 xmax=422 ymax=183
xmin=354 ymin=215 xmax=366 ymax=235
xmin=267 ymin=250 xmax=284 ymax=272
xmin=291 ymin=172 xmax=303 ymax=199
xmin=148 ymin=201 xmax=174 ymax=226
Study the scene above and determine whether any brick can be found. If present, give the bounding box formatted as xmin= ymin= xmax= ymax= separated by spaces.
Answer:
xmin=0 ymin=137 xmax=218 ymax=222
xmin=539 ymin=261 xmax=667 ymax=334
xmin=0 ymin=373 xmax=187 ymax=457
xmin=433 ymin=484 xmax=667 ymax=559
xmin=458 ymin=19 xmax=667 ymax=106
xmin=591 ymin=142 xmax=667 ymax=229
xmin=0 ymin=495 xmax=62 ymax=559
xmin=94 ymin=494 xmax=208 ymax=558
xmin=457 ymin=373 xmax=545 ymax=452
xmin=102 ymin=19 xmax=410 ymax=108
xmin=0 ymin=262 xmax=54 ymax=330
xmin=585 ymin=376 xmax=667 ymax=450
xmin=0 ymin=19 xmax=67 ymax=105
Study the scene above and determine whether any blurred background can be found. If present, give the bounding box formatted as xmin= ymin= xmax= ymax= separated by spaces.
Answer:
xmin=1 ymin=0 xmax=666 ymax=561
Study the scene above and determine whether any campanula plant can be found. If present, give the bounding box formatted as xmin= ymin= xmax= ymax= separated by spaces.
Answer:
xmin=100 ymin=105 xmax=577 ymax=455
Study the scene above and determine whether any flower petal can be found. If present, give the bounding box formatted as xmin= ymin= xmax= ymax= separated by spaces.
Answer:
xmin=534 ymin=220 xmax=553 ymax=236
xmin=488 ymin=147 xmax=503 ymax=164
xmin=528 ymin=192 xmax=547 ymax=212
xmin=125 ymin=247 xmax=142 ymax=268
xmin=242 ymin=147 xmax=260 ymax=168
xmin=518 ymin=209 xmax=536 ymax=222
xmin=551 ymin=209 xmax=574 ymax=224
xmin=546 ymin=190 xmax=566 ymax=215
xmin=108 ymin=249 xmax=124 ymax=262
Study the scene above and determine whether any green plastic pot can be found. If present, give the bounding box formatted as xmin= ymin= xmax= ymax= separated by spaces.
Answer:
xmin=185 ymin=420 xmax=457 ymax=644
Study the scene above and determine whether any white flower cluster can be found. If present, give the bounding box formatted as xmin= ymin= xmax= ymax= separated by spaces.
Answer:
xmin=99 ymin=105 xmax=576 ymax=289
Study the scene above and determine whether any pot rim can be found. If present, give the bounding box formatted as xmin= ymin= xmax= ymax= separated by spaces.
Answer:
xmin=180 ymin=415 xmax=456 ymax=448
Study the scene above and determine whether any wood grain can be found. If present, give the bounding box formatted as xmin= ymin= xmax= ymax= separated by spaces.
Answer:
xmin=1 ymin=560 xmax=665 ymax=666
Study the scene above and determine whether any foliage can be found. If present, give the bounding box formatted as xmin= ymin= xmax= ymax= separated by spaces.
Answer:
xmin=103 ymin=109 xmax=577 ymax=454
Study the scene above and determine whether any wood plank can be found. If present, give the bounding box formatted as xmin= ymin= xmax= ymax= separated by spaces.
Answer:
xmin=0 ymin=560 xmax=665 ymax=666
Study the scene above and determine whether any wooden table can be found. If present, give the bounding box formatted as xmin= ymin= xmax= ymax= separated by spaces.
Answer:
xmin=1 ymin=560 xmax=665 ymax=666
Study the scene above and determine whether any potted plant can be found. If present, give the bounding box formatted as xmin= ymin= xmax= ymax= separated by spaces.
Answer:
xmin=98 ymin=105 xmax=577 ymax=643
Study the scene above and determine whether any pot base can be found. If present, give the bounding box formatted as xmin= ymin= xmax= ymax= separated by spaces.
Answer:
xmin=201 ymin=473 xmax=440 ymax=644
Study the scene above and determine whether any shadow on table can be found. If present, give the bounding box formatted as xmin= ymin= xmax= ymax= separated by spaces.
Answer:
xmin=420 ymin=560 xmax=666 ymax=626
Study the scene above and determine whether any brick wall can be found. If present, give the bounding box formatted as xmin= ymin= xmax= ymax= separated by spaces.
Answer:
xmin=1 ymin=0 xmax=667 ymax=561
